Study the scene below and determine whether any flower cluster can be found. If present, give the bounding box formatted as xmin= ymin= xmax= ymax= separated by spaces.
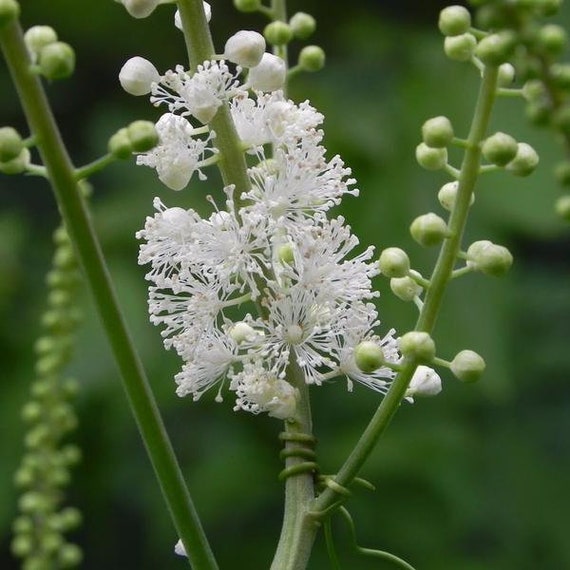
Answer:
xmin=130 ymin=24 xmax=418 ymax=420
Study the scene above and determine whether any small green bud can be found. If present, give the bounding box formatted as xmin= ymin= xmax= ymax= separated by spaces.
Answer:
xmin=11 ymin=534 xmax=33 ymax=558
xmin=61 ymin=444 xmax=82 ymax=466
xmin=13 ymin=466 xmax=34 ymax=487
xmin=277 ymin=243 xmax=295 ymax=265
xmin=0 ymin=126 xmax=24 ymax=162
xmin=59 ymin=507 xmax=82 ymax=530
xmin=108 ymin=128 xmax=133 ymax=159
xmin=58 ymin=543 xmax=83 ymax=567
xmin=555 ymin=195 xmax=570 ymax=221
xmin=474 ymin=31 xmax=516 ymax=66
xmin=481 ymin=132 xmax=518 ymax=166
xmin=497 ymin=63 xmax=515 ymax=87
xmin=536 ymin=24 xmax=567 ymax=56
xmin=415 ymin=143 xmax=447 ymax=170
xmin=12 ymin=515 xmax=33 ymax=534
xmin=0 ymin=147 xmax=30 ymax=174
xmin=126 ymin=120 xmax=158 ymax=152
xmin=550 ymin=64 xmax=570 ymax=90
xmin=233 ymin=0 xmax=260 ymax=12
xmin=444 ymin=33 xmax=477 ymax=62
xmin=19 ymin=491 xmax=50 ymax=514
xmin=354 ymin=340 xmax=385 ymax=373
xmin=289 ymin=12 xmax=316 ymax=39
xmin=21 ymin=401 xmax=42 ymax=423
xmin=398 ymin=331 xmax=436 ymax=363
xmin=410 ymin=213 xmax=448 ymax=247
xmin=390 ymin=276 xmax=422 ymax=302
xmin=450 ymin=349 xmax=485 ymax=382
xmin=525 ymin=101 xmax=551 ymax=126
xmin=264 ymin=21 xmax=293 ymax=46
xmin=437 ymin=181 xmax=475 ymax=211
xmin=505 ymin=142 xmax=539 ymax=177
xmin=522 ymin=79 xmax=546 ymax=102
xmin=438 ymin=5 xmax=471 ymax=37
xmin=555 ymin=161 xmax=570 ymax=186
xmin=467 ymin=240 xmax=513 ymax=276
xmin=24 ymin=25 xmax=57 ymax=56
xmin=40 ymin=532 xmax=63 ymax=554
xmin=38 ymin=41 xmax=75 ymax=80
xmin=298 ymin=45 xmax=325 ymax=72
xmin=378 ymin=247 xmax=410 ymax=278
xmin=0 ymin=0 xmax=19 ymax=27
xmin=421 ymin=116 xmax=454 ymax=148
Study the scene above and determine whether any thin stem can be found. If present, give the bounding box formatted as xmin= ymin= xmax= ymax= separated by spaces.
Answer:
xmin=313 ymin=64 xmax=500 ymax=515
xmin=0 ymin=19 xmax=217 ymax=570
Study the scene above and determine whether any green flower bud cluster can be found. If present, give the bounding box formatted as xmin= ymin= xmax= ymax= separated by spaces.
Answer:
xmin=378 ymin=247 xmax=427 ymax=304
xmin=108 ymin=120 xmax=159 ymax=159
xmin=12 ymin=224 xmax=83 ymax=569
xmin=24 ymin=25 xmax=75 ymax=80
xmin=481 ymin=132 xmax=539 ymax=176
xmin=0 ymin=126 xmax=30 ymax=174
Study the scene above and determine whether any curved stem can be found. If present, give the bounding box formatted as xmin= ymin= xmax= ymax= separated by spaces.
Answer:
xmin=313 ymin=64 xmax=500 ymax=515
xmin=0 ymin=19 xmax=217 ymax=570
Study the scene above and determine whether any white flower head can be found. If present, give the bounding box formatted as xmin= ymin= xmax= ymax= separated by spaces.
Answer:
xmin=247 ymin=53 xmax=286 ymax=92
xmin=119 ymin=56 xmax=160 ymax=96
xmin=224 ymin=30 xmax=266 ymax=68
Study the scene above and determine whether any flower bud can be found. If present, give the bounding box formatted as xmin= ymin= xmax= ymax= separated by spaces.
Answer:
xmin=450 ymin=349 xmax=485 ymax=383
xmin=248 ymin=53 xmax=286 ymax=91
xmin=298 ymin=45 xmax=325 ymax=72
xmin=497 ymin=63 xmax=515 ymax=87
xmin=108 ymin=128 xmax=132 ymax=159
xmin=119 ymin=56 xmax=160 ymax=96
xmin=505 ymin=142 xmax=539 ymax=177
xmin=378 ymin=247 xmax=410 ymax=278
xmin=444 ymin=33 xmax=477 ymax=62
xmin=535 ymin=0 xmax=562 ymax=16
xmin=536 ymin=24 xmax=567 ymax=57
xmin=224 ymin=30 xmax=265 ymax=68
xmin=437 ymin=181 xmax=475 ymax=211
xmin=390 ymin=276 xmax=422 ymax=302
xmin=406 ymin=365 xmax=442 ymax=399
xmin=555 ymin=195 xmax=570 ymax=222
xmin=410 ymin=213 xmax=448 ymax=247
xmin=555 ymin=161 xmax=570 ymax=186
xmin=415 ymin=142 xmax=447 ymax=170
xmin=438 ymin=5 xmax=471 ymax=37
xmin=481 ymin=131 xmax=518 ymax=166
xmin=474 ymin=31 xmax=516 ymax=66
xmin=0 ymin=147 xmax=29 ymax=174
xmin=0 ymin=126 xmax=24 ymax=162
xmin=550 ymin=64 xmax=570 ymax=90
xmin=264 ymin=21 xmax=293 ymax=46
xmin=58 ymin=544 xmax=83 ymax=567
xmin=120 ymin=0 xmax=160 ymax=18
xmin=0 ymin=0 xmax=19 ymax=27
xmin=277 ymin=243 xmax=295 ymax=265
xmin=127 ymin=120 xmax=159 ymax=152
xmin=467 ymin=240 xmax=513 ymax=276
xmin=24 ymin=25 xmax=57 ymax=58
xmin=38 ymin=41 xmax=75 ymax=80
xmin=233 ymin=0 xmax=261 ymax=12
xmin=421 ymin=116 xmax=454 ymax=148
xmin=398 ymin=331 xmax=436 ymax=363
xmin=354 ymin=341 xmax=385 ymax=373
xmin=174 ymin=3 xmax=211 ymax=30
xmin=289 ymin=12 xmax=316 ymax=39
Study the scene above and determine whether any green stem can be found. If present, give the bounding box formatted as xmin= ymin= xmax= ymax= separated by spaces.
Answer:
xmin=0 ymin=19 xmax=217 ymax=570
xmin=313 ymin=64 xmax=500 ymax=515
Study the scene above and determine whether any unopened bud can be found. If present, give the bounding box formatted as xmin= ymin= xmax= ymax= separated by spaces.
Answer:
xmin=475 ymin=31 xmax=516 ymax=66
xmin=555 ymin=161 xmax=570 ymax=186
xmin=0 ymin=147 xmax=30 ymax=174
xmin=108 ymin=128 xmax=132 ymax=159
xmin=437 ymin=181 xmax=475 ymax=211
xmin=415 ymin=142 xmax=447 ymax=170
xmin=390 ymin=276 xmax=422 ymax=302
xmin=119 ymin=56 xmax=160 ymax=96
xmin=38 ymin=41 xmax=75 ymax=80
xmin=248 ymin=53 xmax=286 ymax=91
xmin=406 ymin=365 xmax=442 ymax=399
xmin=444 ymin=33 xmax=477 ymax=62
xmin=277 ymin=243 xmax=295 ymax=265
xmin=224 ymin=30 xmax=265 ymax=67
xmin=438 ymin=5 xmax=471 ymax=37
xmin=378 ymin=247 xmax=410 ymax=278
xmin=127 ymin=120 xmax=158 ymax=152
xmin=505 ymin=142 xmax=539 ymax=177
xmin=467 ymin=240 xmax=513 ymax=276
xmin=120 ymin=0 xmax=160 ymax=18
xmin=264 ymin=21 xmax=293 ymax=46
xmin=233 ymin=0 xmax=261 ymax=12
xmin=354 ymin=341 xmax=385 ymax=373
xmin=450 ymin=349 xmax=485 ymax=382
xmin=0 ymin=0 xmax=19 ymax=27
xmin=481 ymin=132 xmax=518 ymax=166
xmin=24 ymin=25 xmax=57 ymax=56
xmin=410 ymin=213 xmax=448 ymax=247
xmin=550 ymin=64 xmax=570 ymax=90
xmin=422 ymin=116 xmax=454 ymax=148
xmin=555 ymin=195 xmax=570 ymax=221
xmin=398 ymin=331 xmax=436 ymax=363
xmin=0 ymin=126 xmax=24 ymax=162
xmin=289 ymin=12 xmax=316 ymax=39
xmin=536 ymin=24 xmax=567 ymax=56
xmin=497 ymin=63 xmax=515 ymax=87
xmin=298 ymin=45 xmax=325 ymax=72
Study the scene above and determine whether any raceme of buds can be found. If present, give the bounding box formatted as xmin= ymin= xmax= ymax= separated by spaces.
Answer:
xmin=410 ymin=213 xmax=448 ymax=247
xmin=438 ymin=5 xmax=471 ymax=37
xmin=354 ymin=341 xmax=385 ymax=373
xmin=119 ymin=56 xmax=160 ymax=96
xmin=505 ymin=142 xmax=539 ymax=177
xmin=0 ymin=0 xmax=19 ymax=26
xmin=481 ymin=132 xmax=518 ymax=167
xmin=415 ymin=143 xmax=448 ymax=170
xmin=444 ymin=33 xmax=477 ymax=62
xmin=421 ymin=116 xmax=454 ymax=148
xmin=466 ymin=240 xmax=513 ymax=277
xmin=450 ymin=349 xmax=486 ymax=383
xmin=247 ymin=52 xmax=286 ymax=91
xmin=378 ymin=247 xmax=410 ymax=278
xmin=390 ymin=277 xmax=422 ymax=302
xmin=224 ymin=30 xmax=266 ymax=68
xmin=0 ymin=126 xmax=24 ymax=162
xmin=289 ymin=12 xmax=316 ymax=39
xmin=37 ymin=42 xmax=75 ymax=80
xmin=398 ymin=331 xmax=436 ymax=363
xmin=298 ymin=46 xmax=325 ymax=72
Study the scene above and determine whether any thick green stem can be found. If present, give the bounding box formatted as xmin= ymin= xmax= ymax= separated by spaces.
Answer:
xmin=0 ymin=19 xmax=217 ymax=570
xmin=313 ymin=64 xmax=500 ymax=515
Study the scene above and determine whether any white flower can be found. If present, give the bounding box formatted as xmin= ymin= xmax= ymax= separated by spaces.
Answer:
xmin=224 ymin=30 xmax=266 ymax=68
xmin=136 ymin=113 xmax=216 ymax=190
xmin=247 ymin=53 xmax=286 ymax=92
xmin=119 ymin=56 xmax=160 ymax=96
xmin=174 ymin=539 xmax=186 ymax=557
xmin=406 ymin=366 xmax=442 ymax=401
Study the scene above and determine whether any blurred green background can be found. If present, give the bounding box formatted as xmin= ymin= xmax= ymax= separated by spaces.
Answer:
xmin=1 ymin=1 xmax=570 ymax=568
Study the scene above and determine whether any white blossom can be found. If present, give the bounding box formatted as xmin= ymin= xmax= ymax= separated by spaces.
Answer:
xmin=406 ymin=365 xmax=442 ymax=401
xmin=246 ymin=53 xmax=286 ymax=92
xmin=224 ymin=30 xmax=266 ymax=68
xmin=119 ymin=56 xmax=160 ymax=96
